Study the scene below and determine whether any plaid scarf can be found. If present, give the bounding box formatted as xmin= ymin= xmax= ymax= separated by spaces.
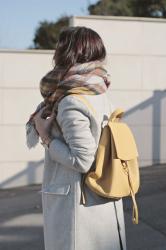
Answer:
xmin=41 ymin=60 xmax=110 ymax=112
xmin=26 ymin=60 xmax=110 ymax=148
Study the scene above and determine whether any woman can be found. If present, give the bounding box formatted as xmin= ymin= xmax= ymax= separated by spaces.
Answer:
xmin=26 ymin=26 xmax=127 ymax=250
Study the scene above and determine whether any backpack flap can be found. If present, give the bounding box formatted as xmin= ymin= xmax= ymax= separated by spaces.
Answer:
xmin=109 ymin=122 xmax=139 ymax=160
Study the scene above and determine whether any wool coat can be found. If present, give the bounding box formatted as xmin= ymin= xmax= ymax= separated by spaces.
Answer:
xmin=37 ymin=88 xmax=127 ymax=250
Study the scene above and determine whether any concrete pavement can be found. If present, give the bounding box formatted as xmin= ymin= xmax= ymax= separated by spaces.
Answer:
xmin=0 ymin=164 xmax=166 ymax=250
xmin=124 ymin=164 xmax=166 ymax=250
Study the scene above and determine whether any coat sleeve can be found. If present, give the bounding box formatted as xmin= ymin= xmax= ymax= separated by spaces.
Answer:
xmin=47 ymin=96 xmax=97 ymax=173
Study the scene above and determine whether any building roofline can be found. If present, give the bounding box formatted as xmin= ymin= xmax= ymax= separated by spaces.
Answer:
xmin=70 ymin=15 xmax=166 ymax=24
xmin=0 ymin=49 xmax=54 ymax=54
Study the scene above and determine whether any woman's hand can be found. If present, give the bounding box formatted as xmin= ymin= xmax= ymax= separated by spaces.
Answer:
xmin=33 ymin=106 xmax=56 ymax=142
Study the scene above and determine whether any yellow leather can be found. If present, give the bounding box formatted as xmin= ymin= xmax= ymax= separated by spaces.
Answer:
xmin=109 ymin=123 xmax=139 ymax=160
xmin=71 ymin=94 xmax=140 ymax=225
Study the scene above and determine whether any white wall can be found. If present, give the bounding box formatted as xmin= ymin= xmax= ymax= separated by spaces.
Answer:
xmin=0 ymin=16 xmax=166 ymax=188
xmin=0 ymin=50 xmax=54 ymax=188
xmin=70 ymin=15 xmax=166 ymax=167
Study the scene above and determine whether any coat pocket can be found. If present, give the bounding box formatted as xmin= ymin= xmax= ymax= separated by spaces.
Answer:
xmin=39 ymin=183 xmax=71 ymax=195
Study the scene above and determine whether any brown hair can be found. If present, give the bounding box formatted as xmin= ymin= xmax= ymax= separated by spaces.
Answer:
xmin=52 ymin=26 xmax=106 ymax=82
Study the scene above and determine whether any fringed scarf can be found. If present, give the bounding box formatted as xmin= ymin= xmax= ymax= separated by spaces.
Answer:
xmin=26 ymin=60 xmax=111 ymax=148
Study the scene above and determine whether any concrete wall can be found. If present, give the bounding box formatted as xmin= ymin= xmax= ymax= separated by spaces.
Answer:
xmin=0 ymin=15 xmax=166 ymax=188
xmin=0 ymin=50 xmax=54 ymax=188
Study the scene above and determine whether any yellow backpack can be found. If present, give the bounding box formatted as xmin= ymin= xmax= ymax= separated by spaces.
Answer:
xmin=71 ymin=94 xmax=140 ymax=224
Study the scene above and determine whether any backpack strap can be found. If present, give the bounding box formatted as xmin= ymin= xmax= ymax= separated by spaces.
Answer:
xmin=109 ymin=108 xmax=124 ymax=123
xmin=128 ymin=171 xmax=139 ymax=224
xmin=122 ymin=160 xmax=139 ymax=224
xmin=69 ymin=94 xmax=97 ymax=205
xmin=70 ymin=94 xmax=97 ymax=117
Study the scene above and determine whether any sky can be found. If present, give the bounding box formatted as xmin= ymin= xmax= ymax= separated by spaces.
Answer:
xmin=0 ymin=0 xmax=98 ymax=49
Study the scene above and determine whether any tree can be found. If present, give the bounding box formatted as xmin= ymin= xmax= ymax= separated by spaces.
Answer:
xmin=33 ymin=16 xmax=69 ymax=49
xmin=131 ymin=0 xmax=166 ymax=17
xmin=88 ymin=0 xmax=166 ymax=18
xmin=88 ymin=0 xmax=133 ymax=16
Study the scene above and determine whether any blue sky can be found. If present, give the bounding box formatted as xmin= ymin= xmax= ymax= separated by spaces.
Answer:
xmin=0 ymin=0 xmax=97 ymax=49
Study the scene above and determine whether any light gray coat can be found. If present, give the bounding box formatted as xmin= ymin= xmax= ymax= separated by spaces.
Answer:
xmin=38 ymin=89 xmax=127 ymax=250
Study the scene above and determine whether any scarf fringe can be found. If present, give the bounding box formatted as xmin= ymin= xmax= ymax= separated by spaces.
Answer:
xmin=26 ymin=122 xmax=39 ymax=149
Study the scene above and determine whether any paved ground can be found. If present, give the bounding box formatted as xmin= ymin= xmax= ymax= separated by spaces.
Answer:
xmin=0 ymin=164 xmax=166 ymax=250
